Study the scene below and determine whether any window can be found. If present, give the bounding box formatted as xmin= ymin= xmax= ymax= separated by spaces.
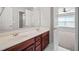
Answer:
xmin=58 ymin=15 xmax=75 ymax=28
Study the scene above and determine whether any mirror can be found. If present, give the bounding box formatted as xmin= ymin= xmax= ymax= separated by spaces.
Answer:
xmin=0 ymin=7 xmax=50 ymax=33
xmin=0 ymin=7 xmax=4 ymax=16
xmin=0 ymin=7 xmax=41 ymax=33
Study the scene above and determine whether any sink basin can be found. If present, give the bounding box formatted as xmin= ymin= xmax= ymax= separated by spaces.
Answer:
xmin=11 ymin=33 xmax=19 ymax=36
xmin=14 ymin=32 xmax=29 ymax=37
xmin=0 ymin=35 xmax=14 ymax=43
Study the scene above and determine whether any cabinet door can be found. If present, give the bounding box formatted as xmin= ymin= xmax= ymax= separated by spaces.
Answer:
xmin=36 ymin=40 xmax=41 ymax=47
xmin=36 ymin=45 xmax=41 ymax=51
xmin=42 ymin=38 xmax=46 ymax=50
xmin=44 ymin=35 xmax=49 ymax=46
xmin=35 ymin=35 xmax=42 ymax=51
xmin=42 ymin=31 xmax=49 ymax=50
xmin=23 ymin=44 xmax=35 ymax=51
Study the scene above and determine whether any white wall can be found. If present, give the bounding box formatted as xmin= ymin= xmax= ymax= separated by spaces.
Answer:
xmin=31 ymin=8 xmax=40 ymax=27
xmin=53 ymin=8 xmax=59 ymax=28
xmin=75 ymin=7 xmax=79 ymax=51
xmin=12 ymin=7 xmax=26 ymax=29
xmin=0 ymin=7 xmax=13 ymax=32
xmin=50 ymin=8 xmax=58 ymax=50
xmin=31 ymin=7 xmax=51 ymax=27
xmin=0 ymin=15 xmax=2 ymax=31
xmin=25 ymin=9 xmax=33 ymax=27
xmin=40 ymin=7 xmax=50 ymax=27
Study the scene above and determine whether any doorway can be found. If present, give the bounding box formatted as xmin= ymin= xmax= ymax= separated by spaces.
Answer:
xmin=19 ymin=11 xmax=25 ymax=28
xmin=54 ymin=7 xmax=75 ymax=51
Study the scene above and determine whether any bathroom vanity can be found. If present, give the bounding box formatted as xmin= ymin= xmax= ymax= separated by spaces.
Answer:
xmin=0 ymin=27 xmax=49 ymax=51
xmin=4 ymin=31 xmax=49 ymax=51
xmin=0 ymin=7 xmax=51 ymax=51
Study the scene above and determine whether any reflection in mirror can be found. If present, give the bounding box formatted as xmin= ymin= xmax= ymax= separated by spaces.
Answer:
xmin=19 ymin=11 xmax=25 ymax=28
xmin=0 ymin=7 xmax=50 ymax=33
xmin=0 ymin=7 xmax=41 ymax=33
xmin=0 ymin=7 xmax=5 ymax=16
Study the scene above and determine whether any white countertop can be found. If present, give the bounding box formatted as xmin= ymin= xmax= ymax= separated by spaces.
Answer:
xmin=0 ymin=27 xmax=49 ymax=50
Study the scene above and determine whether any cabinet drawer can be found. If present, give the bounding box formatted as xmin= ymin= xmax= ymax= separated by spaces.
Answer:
xmin=35 ymin=35 xmax=41 ymax=42
xmin=23 ymin=44 xmax=35 ymax=51
xmin=36 ymin=40 xmax=41 ymax=47
xmin=42 ymin=31 xmax=49 ymax=37
xmin=4 ymin=38 xmax=35 ymax=51
xmin=36 ymin=45 xmax=41 ymax=51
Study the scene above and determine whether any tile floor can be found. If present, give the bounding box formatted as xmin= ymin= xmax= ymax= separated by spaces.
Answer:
xmin=44 ymin=43 xmax=54 ymax=51
xmin=45 ymin=29 xmax=70 ymax=51
xmin=45 ymin=43 xmax=69 ymax=51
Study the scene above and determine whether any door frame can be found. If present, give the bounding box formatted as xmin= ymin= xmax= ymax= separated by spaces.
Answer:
xmin=75 ymin=7 xmax=78 ymax=51
xmin=50 ymin=7 xmax=78 ymax=51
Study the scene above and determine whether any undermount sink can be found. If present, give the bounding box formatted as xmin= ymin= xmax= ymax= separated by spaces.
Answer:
xmin=13 ymin=32 xmax=29 ymax=37
xmin=11 ymin=33 xmax=19 ymax=36
xmin=0 ymin=35 xmax=14 ymax=43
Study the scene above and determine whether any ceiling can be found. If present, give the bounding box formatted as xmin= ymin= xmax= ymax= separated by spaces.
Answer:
xmin=25 ymin=7 xmax=33 ymax=11
xmin=58 ymin=7 xmax=75 ymax=14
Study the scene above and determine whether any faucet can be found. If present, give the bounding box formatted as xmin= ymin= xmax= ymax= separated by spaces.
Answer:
xmin=12 ymin=33 xmax=18 ymax=36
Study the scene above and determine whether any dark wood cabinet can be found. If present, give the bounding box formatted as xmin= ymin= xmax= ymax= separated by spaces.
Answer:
xmin=35 ymin=35 xmax=42 ymax=51
xmin=4 ymin=31 xmax=49 ymax=51
xmin=23 ymin=44 xmax=35 ymax=51
xmin=36 ymin=45 xmax=41 ymax=51
xmin=42 ymin=31 xmax=49 ymax=50
xmin=4 ymin=38 xmax=35 ymax=51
